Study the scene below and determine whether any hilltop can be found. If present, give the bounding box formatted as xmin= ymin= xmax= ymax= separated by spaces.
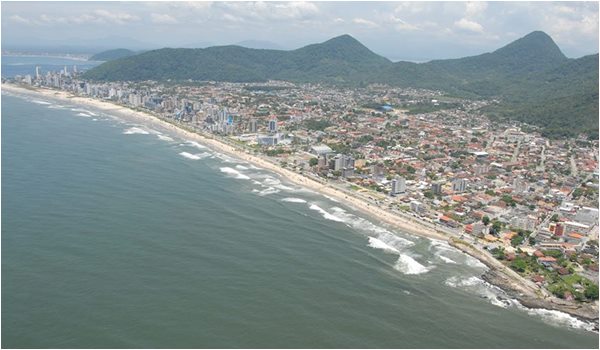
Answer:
xmin=89 ymin=48 xmax=137 ymax=61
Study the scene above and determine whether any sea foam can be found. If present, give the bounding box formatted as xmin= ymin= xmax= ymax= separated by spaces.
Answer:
xmin=281 ymin=197 xmax=307 ymax=203
xmin=157 ymin=134 xmax=175 ymax=142
xmin=257 ymin=187 xmax=280 ymax=196
xmin=123 ymin=127 xmax=150 ymax=135
xmin=394 ymin=254 xmax=434 ymax=275
xmin=309 ymin=204 xmax=345 ymax=222
xmin=179 ymin=152 xmax=210 ymax=160
xmin=220 ymin=167 xmax=250 ymax=180
xmin=186 ymin=140 xmax=207 ymax=150
xmin=368 ymin=237 xmax=400 ymax=254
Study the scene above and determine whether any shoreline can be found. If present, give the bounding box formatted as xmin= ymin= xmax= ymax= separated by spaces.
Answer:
xmin=3 ymin=83 xmax=598 ymax=327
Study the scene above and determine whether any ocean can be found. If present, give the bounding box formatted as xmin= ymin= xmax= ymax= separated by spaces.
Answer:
xmin=2 ymin=66 xmax=598 ymax=348
xmin=1 ymin=55 xmax=101 ymax=78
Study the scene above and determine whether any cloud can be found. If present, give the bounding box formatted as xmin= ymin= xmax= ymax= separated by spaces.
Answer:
xmin=151 ymin=13 xmax=178 ymax=24
xmin=93 ymin=9 xmax=139 ymax=24
xmin=218 ymin=1 xmax=320 ymax=22
xmin=9 ymin=14 xmax=32 ymax=24
xmin=388 ymin=15 xmax=420 ymax=31
xmin=333 ymin=17 xmax=344 ymax=23
xmin=454 ymin=18 xmax=484 ymax=33
xmin=352 ymin=17 xmax=379 ymax=28
xmin=465 ymin=2 xmax=488 ymax=17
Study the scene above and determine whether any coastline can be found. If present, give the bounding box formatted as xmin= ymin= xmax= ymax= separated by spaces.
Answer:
xmin=3 ymin=83 xmax=598 ymax=327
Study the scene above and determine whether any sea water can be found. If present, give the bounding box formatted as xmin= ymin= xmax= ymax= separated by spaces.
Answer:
xmin=1 ymin=55 xmax=101 ymax=78
xmin=2 ymin=91 xmax=598 ymax=348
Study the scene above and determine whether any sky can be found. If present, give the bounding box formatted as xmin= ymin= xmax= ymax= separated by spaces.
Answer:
xmin=2 ymin=1 xmax=599 ymax=61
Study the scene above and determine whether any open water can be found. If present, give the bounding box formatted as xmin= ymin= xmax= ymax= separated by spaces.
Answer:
xmin=2 ymin=77 xmax=598 ymax=348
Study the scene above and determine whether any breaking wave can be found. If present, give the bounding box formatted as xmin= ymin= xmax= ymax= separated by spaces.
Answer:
xmin=394 ymin=254 xmax=434 ymax=275
xmin=309 ymin=204 xmax=345 ymax=222
xmin=32 ymin=100 xmax=51 ymax=105
xmin=220 ymin=167 xmax=250 ymax=180
xmin=281 ymin=198 xmax=307 ymax=203
xmin=257 ymin=187 xmax=280 ymax=196
xmin=438 ymin=255 xmax=457 ymax=264
xmin=157 ymin=134 xmax=174 ymax=142
xmin=179 ymin=152 xmax=210 ymax=160
xmin=445 ymin=275 xmax=596 ymax=331
xmin=520 ymin=307 xmax=595 ymax=332
xmin=123 ymin=127 xmax=150 ymax=135
xmin=368 ymin=237 xmax=400 ymax=254
xmin=186 ymin=140 xmax=207 ymax=150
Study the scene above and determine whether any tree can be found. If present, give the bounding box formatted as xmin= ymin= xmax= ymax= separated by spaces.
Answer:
xmin=491 ymin=220 xmax=503 ymax=234
xmin=309 ymin=157 xmax=318 ymax=167
xmin=511 ymin=235 xmax=525 ymax=247
xmin=482 ymin=216 xmax=490 ymax=226
xmin=584 ymin=284 xmax=599 ymax=300
xmin=511 ymin=258 xmax=527 ymax=272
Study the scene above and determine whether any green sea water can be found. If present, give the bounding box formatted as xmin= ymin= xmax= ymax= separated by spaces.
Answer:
xmin=2 ymin=91 xmax=598 ymax=348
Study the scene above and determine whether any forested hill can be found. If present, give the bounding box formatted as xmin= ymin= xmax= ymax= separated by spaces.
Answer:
xmin=89 ymin=49 xmax=137 ymax=61
xmin=83 ymin=32 xmax=599 ymax=139
xmin=84 ymin=35 xmax=390 ymax=82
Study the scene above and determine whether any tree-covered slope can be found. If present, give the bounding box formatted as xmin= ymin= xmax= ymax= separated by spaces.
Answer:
xmin=84 ymin=35 xmax=391 ymax=83
xmin=89 ymin=49 xmax=137 ymax=61
xmin=484 ymin=54 xmax=599 ymax=138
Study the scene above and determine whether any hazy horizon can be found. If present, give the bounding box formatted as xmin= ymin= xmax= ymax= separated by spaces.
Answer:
xmin=2 ymin=1 xmax=599 ymax=61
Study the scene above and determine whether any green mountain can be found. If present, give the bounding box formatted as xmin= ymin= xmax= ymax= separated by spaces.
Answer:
xmin=84 ymin=35 xmax=390 ymax=83
xmin=83 ymin=32 xmax=599 ymax=139
xmin=89 ymin=49 xmax=137 ymax=61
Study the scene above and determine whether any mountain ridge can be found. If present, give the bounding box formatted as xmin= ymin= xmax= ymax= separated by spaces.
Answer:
xmin=83 ymin=31 xmax=599 ymax=138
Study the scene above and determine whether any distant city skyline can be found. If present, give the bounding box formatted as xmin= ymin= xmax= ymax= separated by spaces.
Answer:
xmin=2 ymin=1 xmax=598 ymax=61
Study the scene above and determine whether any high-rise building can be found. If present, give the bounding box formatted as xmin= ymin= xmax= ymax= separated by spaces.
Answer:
xmin=391 ymin=176 xmax=406 ymax=196
xmin=35 ymin=66 xmax=41 ymax=80
xmin=248 ymin=119 xmax=258 ymax=133
xmin=268 ymin=118 xmax=278 ymax=133
xmin=452 ymin=178 xmax=467 ymax=193
xmin=431 ymin=181 xmax=443 ymax=195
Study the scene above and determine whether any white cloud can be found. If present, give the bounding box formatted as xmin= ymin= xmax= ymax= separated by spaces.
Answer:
xmin=218 ymin=1 xmax=320 ymax=22
xmin=333 ymin=17 xmax=344 ymax=23
xmin=151 ymin=13 xmax=178 ymax=24
xmin=9 ymin=14 xmax=32 ymax=25
xmin=352 ymin=17 xmax=379 ymax=28
xmin=465 ymin=2 xmax=488 ymax=17
xmin=388 ymin=15 xmax=419 ymax=31
xmin=93 ymin=9 xmax=139 ymax=24
xmin=454 ymin=18 xmax=484 ymax=33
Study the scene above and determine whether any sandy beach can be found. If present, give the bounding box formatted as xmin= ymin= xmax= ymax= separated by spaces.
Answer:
xmin=3 ymin=83 xmax=598 ymax=324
